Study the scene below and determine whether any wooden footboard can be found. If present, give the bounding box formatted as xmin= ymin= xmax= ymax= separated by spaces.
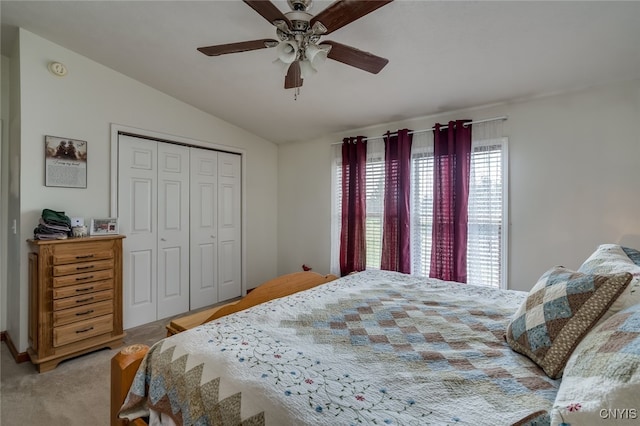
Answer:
xmin=167 ymin=271 xmax=338 ymax=335
xmin=111 ymin=271 xmax=338 ymax=425
xmin=110 ymin=344 xmax=150 ymax=426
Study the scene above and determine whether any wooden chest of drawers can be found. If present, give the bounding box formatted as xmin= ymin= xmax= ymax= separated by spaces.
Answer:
xmin=28 ymin=235 xmax=125 ymax=372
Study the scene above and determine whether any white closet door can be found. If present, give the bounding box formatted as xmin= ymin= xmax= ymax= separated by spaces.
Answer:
xmin=118 ymin=135 xmax=158 ymax=329
xmin=217 ymin=152 xmax=242 ymax=301
xmin=156 ymin=143 xmax=190 ymax=319
xmin=118 ymin=133 xmax=242 ymax=327
xmin=189 ymin=147 xmax=218 ymax=309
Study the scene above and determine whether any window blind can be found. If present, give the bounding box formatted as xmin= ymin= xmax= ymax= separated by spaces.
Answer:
xmin=467 ymin=143 xmax=504 ymax=288
xmin=410 ymin=152 xmax=434 ymax=276
xmin=365 ymin=150 xmax=385 ymax=270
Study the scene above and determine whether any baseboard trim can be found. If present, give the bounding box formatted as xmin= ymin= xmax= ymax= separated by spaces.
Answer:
xmin=1 ymin=331 xmax=30 ymax=363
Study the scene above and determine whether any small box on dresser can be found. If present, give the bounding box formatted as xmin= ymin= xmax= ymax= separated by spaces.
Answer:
xmin=27 ymin=235 xmax=125 ymax=372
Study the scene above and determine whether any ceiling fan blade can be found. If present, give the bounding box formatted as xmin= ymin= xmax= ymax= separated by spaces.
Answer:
xmin=310 ymin=0 xmax=393 ymax=35
xmin=321 ymin=41 xmax=389 ymax=74
xmin=197 ymin=39 xmax=279 ymax=56
xmin=284 ymin=61 xmax=303 ymax=89
xmin=243 ymin=0 xmax=292 ymax=28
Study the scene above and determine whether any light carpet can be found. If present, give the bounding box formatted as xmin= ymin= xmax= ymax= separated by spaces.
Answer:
xmin=0 ymin=308 xmax=221 ymax=426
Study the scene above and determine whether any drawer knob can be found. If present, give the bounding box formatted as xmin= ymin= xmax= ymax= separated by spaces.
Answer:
xmin=75 ymin=286 xmax=94 ymax=292
xmin=76 ymin=309 xmax=95 ymax=316
xmin=75 ymin=326 xmax=94 ymax=334
xmin=76 ymin=297 xmax=94 ymax=303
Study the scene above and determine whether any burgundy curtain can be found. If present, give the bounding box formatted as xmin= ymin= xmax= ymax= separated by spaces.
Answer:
xmin=381 ymin=129 xmax=413 ymax=273
xmin=340 ymin=136 xmax=367 ymax=276
xmin=430 ymin=120 xmax=472 ymax=282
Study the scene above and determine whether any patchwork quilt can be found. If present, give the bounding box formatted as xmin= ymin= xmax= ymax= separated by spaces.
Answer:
xmin=120 ymin=270 xmax=560 ymax=425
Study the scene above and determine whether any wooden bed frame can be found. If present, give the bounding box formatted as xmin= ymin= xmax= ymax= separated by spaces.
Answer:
xmin=110 ymin=271 xmax=338 ymax=426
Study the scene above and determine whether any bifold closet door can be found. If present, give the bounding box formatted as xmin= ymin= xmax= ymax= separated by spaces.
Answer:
xmin=217 ymin=152 xmax=242 ymax=301
xmin=156 ymin=143 xmax=190 ymax=319
xmin=189 ymin=148 xmax=218 ymax=309
xmin=190 ymin=149 xmax=242 ymax=308
xmin=118 ymin=135 xmax=158 ymax=329
xmin=119 ymin=135 xmax=190 ymax=329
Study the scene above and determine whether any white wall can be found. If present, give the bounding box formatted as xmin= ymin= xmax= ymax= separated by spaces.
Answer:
xmin=6 ymin=29 xmax=279 ymax=352
xmin=278 ymin=79 xmax=640 ymax=292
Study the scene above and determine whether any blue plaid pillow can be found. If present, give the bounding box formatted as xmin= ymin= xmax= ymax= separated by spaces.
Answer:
xmin=506 ymin=266 xmax=631 ymax=378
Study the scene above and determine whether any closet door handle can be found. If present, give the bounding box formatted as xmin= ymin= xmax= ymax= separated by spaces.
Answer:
xmin=160 ymin=238 xmax=166 ymax=242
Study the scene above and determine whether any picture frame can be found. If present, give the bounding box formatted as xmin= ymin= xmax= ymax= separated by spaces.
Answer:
xmin=90 ymin=218 xmax=119 ymax=235
xmin=44 ymin=135 xmax=88 ymax=188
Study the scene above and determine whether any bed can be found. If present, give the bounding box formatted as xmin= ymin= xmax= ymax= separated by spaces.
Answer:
xmin=111 ymin=246 xmax=640 ymax=426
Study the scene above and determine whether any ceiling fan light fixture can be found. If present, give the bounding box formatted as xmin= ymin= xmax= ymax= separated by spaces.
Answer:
xmin=305 ymin=43 xmax=330 ymax=68
xmin=299 ymin=59 xmax=317 ymax=79
xmin=276 ymin=40 xmax=298 ymax=64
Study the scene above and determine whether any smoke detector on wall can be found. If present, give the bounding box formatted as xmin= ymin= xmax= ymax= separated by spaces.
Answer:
xmin=48 ymin=61 xmax=68 ymax=77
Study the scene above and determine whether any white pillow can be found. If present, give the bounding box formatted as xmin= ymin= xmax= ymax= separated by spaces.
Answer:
xmin=550 ymin=303 xmax=640 ymax=425
xmin=578 ymin=244 xmax=640 ymax=322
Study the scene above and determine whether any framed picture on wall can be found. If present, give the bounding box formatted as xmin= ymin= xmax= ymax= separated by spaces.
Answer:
xmin=90 ymin=218 xmax=119 ymax=235
xmin=44 ymin=135 xmax=88 ymax=188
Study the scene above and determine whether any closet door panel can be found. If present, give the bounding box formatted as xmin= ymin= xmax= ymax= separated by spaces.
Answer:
xmin=118 ymin=135 xmax=157 ymax=329
xmin=159 ymin=247 xmax=182 ymax=296
xmin=131 ymin=250 xmax=153 ymax=305
xmin=131 ymin=179 xmax=153 ymax=233
xmin=157 ymin=143 xmax=190 ymax=319
xmin=190 ymin=148 xmax=218 ymax=309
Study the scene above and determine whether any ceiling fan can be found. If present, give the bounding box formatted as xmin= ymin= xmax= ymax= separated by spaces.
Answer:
xmin=197 ymin=0 xmax=393 ymax=90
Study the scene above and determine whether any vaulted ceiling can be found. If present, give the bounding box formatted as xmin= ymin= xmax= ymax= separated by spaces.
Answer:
xmin=2 ymin=1 xmax=640 ymax=144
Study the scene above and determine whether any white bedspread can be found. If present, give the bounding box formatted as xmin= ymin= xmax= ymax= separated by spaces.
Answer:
xmin=120 ymin=270 xmax=559 ymax=425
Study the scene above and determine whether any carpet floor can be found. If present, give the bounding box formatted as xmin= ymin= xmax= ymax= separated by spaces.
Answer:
xmin=0 ymin=305 xmax=227 ymax=426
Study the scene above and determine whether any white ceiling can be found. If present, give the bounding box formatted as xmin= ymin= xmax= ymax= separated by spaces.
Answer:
xmin=2 ymin=1 xmax=640 ymax=144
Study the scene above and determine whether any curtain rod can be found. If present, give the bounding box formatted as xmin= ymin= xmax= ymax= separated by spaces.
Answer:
xmin=332 ymin=115 xmax=508 ymax=145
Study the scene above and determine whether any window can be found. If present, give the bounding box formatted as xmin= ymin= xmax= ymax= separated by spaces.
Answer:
xmin=365 ymin=158 xmax=385 ymax=269
xmin=331 ymin=123 xmax=508 ymax=288
xmin=467 ymin=141 xmax=507 ymax=288
xmin=410 ymin=142 xmax=434 ymax=276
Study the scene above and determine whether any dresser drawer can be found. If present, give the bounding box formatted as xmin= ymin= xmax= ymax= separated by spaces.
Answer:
xmin=52 ymin=247 xmax=114 ymax=265
xmin=53 ymin=289 xmax=113 ymax=311
xmin=53 ymin=279 xmax=113 ymax=300
xmin=52 ymin=268 xmax=113 ymax=288
xmin=53 ymin=314 xmax=114 ymax=347
xmin=53 ymin=258 xmax=114 ymax=277
xmin=53 ymin=300 xmax=114 ymax=327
